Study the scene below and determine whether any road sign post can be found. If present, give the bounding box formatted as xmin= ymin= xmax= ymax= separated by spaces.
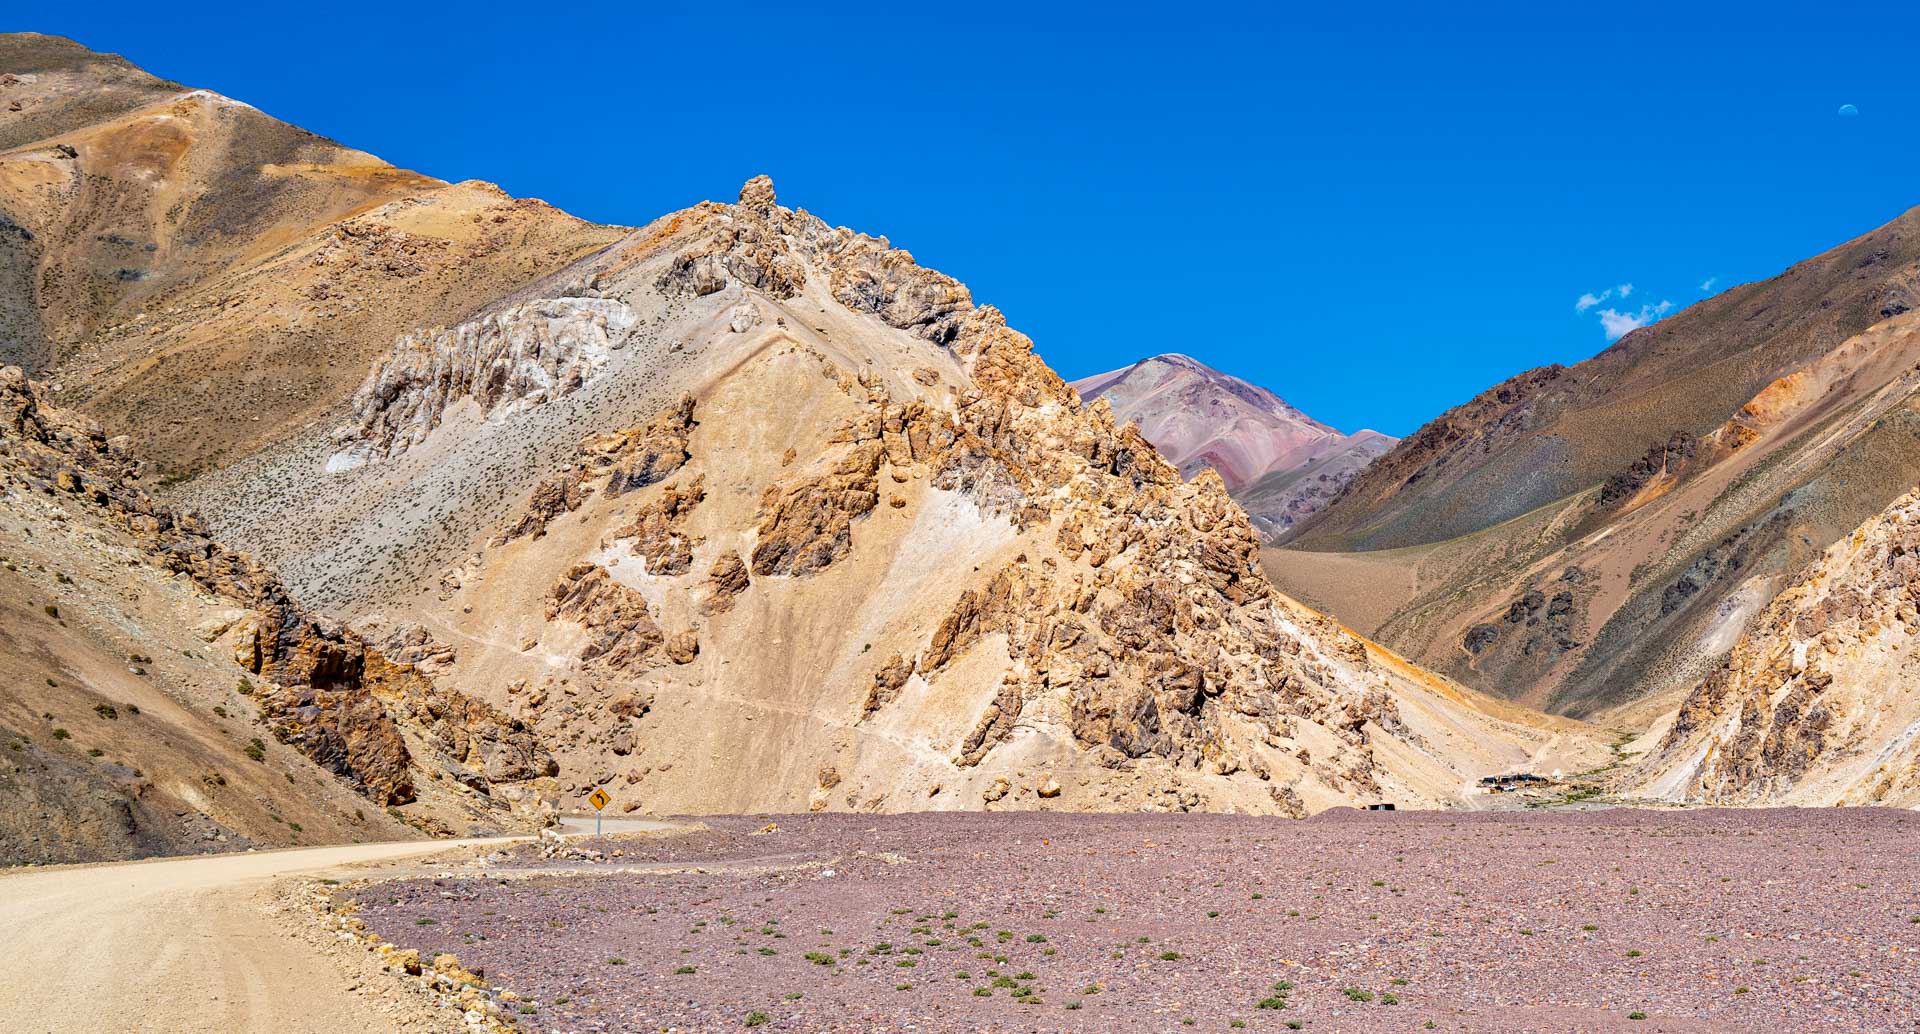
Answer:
xmin=588 ymin=787 xmax=610 ymax=836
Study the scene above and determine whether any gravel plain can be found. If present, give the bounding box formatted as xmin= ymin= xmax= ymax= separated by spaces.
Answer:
xmin=352 ymin=809 xmax=1920 ymax=1033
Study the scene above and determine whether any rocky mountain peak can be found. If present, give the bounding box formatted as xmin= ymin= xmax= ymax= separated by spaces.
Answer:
xmin=737 ymin=174 xmax=777 ymax=211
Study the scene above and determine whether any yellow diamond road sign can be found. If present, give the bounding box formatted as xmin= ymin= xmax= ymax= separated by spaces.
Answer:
xmin=588 ymin=788 xmax=611 ymax=811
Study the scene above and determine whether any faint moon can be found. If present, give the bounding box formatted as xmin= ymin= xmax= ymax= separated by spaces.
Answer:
xmin=1838 ymin=103 xmax=1860 ymax=117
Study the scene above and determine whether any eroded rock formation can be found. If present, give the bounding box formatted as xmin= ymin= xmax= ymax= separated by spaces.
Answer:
xmin=330 ymin=297 xmax=637 ymax=466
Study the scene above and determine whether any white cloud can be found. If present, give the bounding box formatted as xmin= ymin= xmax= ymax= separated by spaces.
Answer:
xmin=1699 ymin=276 xmax=1717 ymax=292
xmin=1596 ymin=299 xmax=1674 ymax=341
xmin=1574 ymin=283 xmax=1636 ymax=312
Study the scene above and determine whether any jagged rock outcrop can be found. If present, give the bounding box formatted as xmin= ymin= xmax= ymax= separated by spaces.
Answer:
xmin=1628 ymin=486 xmax=1920 ymax=805
xmin=602 ymin=393 xmax=696 ymax=495
xmin=544 ymin=563 xmax=664 ymax=670
xmin=703 ymin=551 xmax=751 ymax=615
xmin=862 ymin=654 xmax=914 ymax=718
xmin=656 ymin=178 xmax=808 ymax=300
xmin=609 ymin=475 xmax=704 ymax=575
xmin=329 ymin=297 xmax=637 ymax=467
xmin=494 ymin=472 xmax=589 ymax=544
xmin=491 ymin=394 xmax=698 ymax=546
xmin=0 ymin=366 xmax=554 ymax=807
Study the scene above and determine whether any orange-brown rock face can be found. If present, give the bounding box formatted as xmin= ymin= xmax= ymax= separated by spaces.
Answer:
xmin=545 ymin=563 xmax=665 ymax=670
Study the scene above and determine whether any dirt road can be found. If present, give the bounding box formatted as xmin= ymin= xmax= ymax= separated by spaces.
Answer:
xmin=0 ymin=818 xmax=674 ymax=1033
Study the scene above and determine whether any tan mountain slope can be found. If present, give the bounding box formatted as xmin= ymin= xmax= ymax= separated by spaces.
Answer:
xmin=1624 ymin=484 xmax=1920 ymax=806
xmin=1270 ymin=310 xmax=1920 ymax=717
xmin=0 ymin=366 xmax=556 ymax=863
xmin=0 ymin=32 xmax=625 ymax=474
xmin=1288 ymin=207 xmax=1920 ymax=554
xmin=1071 ymin=354 xmax=1395 ymax=538
xmin=1266 ymin=206 xmax=1920 ymax=719
xmin=179 ymin=177 xmax=1602 ymax=816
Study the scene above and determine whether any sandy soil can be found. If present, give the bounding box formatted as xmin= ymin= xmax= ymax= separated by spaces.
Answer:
xmin=354 ymin=810 xmax=1920 ymax=1033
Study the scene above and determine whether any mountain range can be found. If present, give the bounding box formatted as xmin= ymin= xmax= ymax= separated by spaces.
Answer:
xmin=0 ymin=34 xmax=1605 ymax=861
xmin=10 ymin=30 xmax=1920 ymax=865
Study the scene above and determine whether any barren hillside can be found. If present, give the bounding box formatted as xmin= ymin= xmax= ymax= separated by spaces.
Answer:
xmin=1267 ymin=212 xmax=1920 ymax=719
xmin=0 ymin=366 xmax=559 ymax=863
xmin=0 ymin=32 xmax=625 ymax=475
xmin=1625 ymin=484 xmax=1920 ymax=806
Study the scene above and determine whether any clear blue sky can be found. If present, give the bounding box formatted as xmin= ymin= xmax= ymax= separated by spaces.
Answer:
xmin=12 ymin=1 xmax=1919 ymax=435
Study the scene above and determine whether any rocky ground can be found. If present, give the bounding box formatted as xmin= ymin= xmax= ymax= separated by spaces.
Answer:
xmin=347 ymin=810 xmax=1920 ymax=1033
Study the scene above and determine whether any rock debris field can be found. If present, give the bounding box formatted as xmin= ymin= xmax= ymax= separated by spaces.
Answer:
xmin=350 ymin=810 xmax=1920 ymax=1032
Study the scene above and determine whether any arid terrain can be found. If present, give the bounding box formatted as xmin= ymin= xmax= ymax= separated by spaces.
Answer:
xmin=9 ymin=24 xmax=1920 ymax=1034
xmin=3 ymin=29 xmax=1614 ymax=852
xmin=336 ymin=811 xmax=1920 ymax=1033
xmin=1268 ymin=216 xmax=1920 ymax=727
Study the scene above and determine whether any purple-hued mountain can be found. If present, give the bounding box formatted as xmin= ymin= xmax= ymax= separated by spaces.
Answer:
xmin=1071 ymin=354 xmax=1395 ymax=538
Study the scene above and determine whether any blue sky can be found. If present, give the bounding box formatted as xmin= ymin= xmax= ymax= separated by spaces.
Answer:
xmin=12 ymin=1 xmax=1919 ymax=435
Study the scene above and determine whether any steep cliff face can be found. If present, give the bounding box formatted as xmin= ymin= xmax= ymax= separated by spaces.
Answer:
xmin=1070 ymin=354 xmax=1395 ymax=538
xmin=279 ymin=178 xmax=1602 ymax=817
xmin=0 ymin=366 xmax=555 ymax=861
xmin=1627 ymin=487 xmax=1920 ymax=806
